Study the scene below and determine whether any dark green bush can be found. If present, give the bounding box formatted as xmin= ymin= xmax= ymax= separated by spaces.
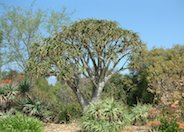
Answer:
xmin=58 ymin=102 xmax=82 ymax=123
xmin=0 ymin=113 xmax=44 ymax=132
xmin=81 ymin=98 xmax=132 ymax=132
xmin=155 ymin=118 xmax=181 ymax=132
xmin=41 ymin=102 xmax=82 ymax=123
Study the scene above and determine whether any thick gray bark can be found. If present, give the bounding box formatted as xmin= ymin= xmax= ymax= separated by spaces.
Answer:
xmin=66 ymin=72 xmax=89 ymax=109
xmin=70 ymin=86 xmax=89 ymax=109
xmin=67 ymin=73 xmax=113 ymax=109
xmin=91 ymin=74 xmax=113 ymax=102
xmin=75 ymin=88 xmax=89 ymax=109
xmin=91 ymin=81 xmax=105 ymax=102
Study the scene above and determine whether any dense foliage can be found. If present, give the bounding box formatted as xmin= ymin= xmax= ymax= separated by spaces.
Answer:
xmin=103 ymin=73 xmax=154 ymax=105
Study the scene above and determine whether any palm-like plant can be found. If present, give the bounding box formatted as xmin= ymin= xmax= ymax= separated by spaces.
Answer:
xmin=18 ymin=80 xmax=31 ymax=99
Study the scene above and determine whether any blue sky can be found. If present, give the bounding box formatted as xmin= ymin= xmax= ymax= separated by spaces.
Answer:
xmin=1 ymin=0 xmax=184 ymax=49
xmin=1 ymin=0 xmax=184 ymax=84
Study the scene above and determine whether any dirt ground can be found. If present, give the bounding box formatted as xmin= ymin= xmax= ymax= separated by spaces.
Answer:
xmin=44 ymin=123 xmax=81 ymax=132
xmin=44 ymin=123 xmax=151 ymax=132
xmin=44 ymin=121 xmax=184 ymax=132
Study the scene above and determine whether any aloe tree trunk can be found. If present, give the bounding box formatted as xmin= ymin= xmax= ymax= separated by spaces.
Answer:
xmin=91 ymin=81 xmax=105 ymax=102
xmin=91 ymin=74 xmax=112 ymax=102
xmin=71 ymin=86 xmax=89 ymax=109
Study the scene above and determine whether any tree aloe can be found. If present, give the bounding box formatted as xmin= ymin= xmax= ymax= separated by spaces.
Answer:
xmin=28 ymin=19 xmax=144 ymax=109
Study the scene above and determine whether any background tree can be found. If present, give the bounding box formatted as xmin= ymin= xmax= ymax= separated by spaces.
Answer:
xmin=28 ymin=19 xmax=144 ymax=109
xmin=103 ymin=73 xmax=154 ymax=106
xmin=0 ymin=31 xmax=3 ymax=72
xmin=0 ymin=4 xmax=71 ymax=71
xmin=130 ymin=45 xmax=184 ymax=105
xmin=102 ymin=74 xmax=134 ymax=103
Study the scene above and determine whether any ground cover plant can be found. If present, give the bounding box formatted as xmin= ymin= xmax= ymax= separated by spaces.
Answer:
xmin=0 ymin=113 xmax=44 ymax=132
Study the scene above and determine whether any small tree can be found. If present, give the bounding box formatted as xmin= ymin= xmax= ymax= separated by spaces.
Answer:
xmin=28 ymin=19 xmax=143 ymax=109
xmin=0 ymin=4 xmax=71 ymax=71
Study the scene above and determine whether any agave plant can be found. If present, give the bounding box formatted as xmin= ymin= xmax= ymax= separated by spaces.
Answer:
xmin=4 ymin=84 xmax=18 ymax=101
xmin=22 ymin=99 xmax=43 ymax=117
xmin=0 ymin=85 xmax=18 ymax=112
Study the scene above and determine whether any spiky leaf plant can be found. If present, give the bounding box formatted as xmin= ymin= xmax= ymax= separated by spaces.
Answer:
xmin=18 ymin=80 xmax=31 ymax=96
xmin=81 ymin=98 xmax=133 ymax=132
xmin=22 ymin=99 xmax=43 ymax=117
xmin=131 ymin=103 xmax=152 ymax=125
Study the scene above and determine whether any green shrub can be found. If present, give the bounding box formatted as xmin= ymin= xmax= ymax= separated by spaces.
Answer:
xmin=131 ymin=103 xmax=152 ymax=125
xmin=41 ymin=101 xmax=82 ymax=123
xmin=81 ymin=98 xmax=131 ymax=132
xmin=0 ymin=113 xmax=44 ymax=132
xmin=154 ymin=118 xmax=181 ymax=132
xmin=58 ymin=102 xmax=82 ymax=123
